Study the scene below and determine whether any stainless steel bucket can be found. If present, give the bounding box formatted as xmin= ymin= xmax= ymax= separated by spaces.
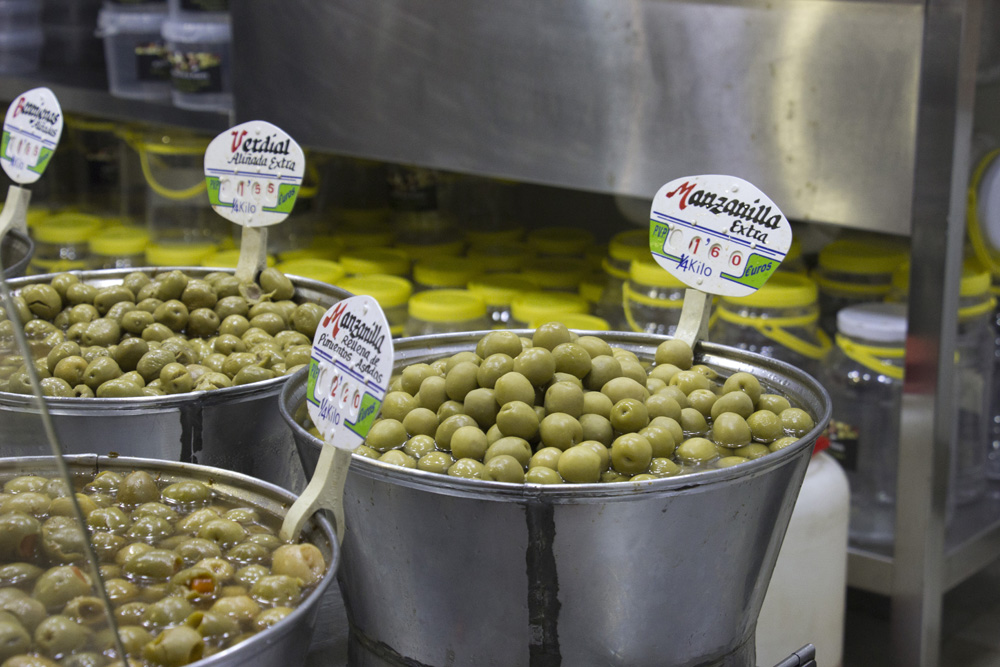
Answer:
xmin=280 ymin=331 xmax=832 ymax=667
xmin=1 ymin=229 xmax=33 ymax=278
xmin=0 ymin=268 xmax=350 ymax=492
xmin=0 ymin=454 xmax=341 ymax=667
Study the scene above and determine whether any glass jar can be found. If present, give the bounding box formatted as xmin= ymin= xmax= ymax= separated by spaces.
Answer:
xmin=29 ymin=213 xmax=102 ymax=274
xmin=578 ymin=273 xmax=604 ymax=314
xmin=412 ymin=256 xmax=483 ymax=292
xmin=404 ymin=289 xmax=489 ymax=336
xmin=778 ymin=237 xmax=807 ymax=275
xmin=526 ymin=226 xmax=594 ymax=259
xmin=813 ymin=237 xmax=909 ymax=336
xmin=508 ymin=291 xmax=590 ymax=329
xmin=273 ymin=259 xmax=345 ymax=286
xmin=467 ymin=272 xmax=537 ymax=329
xmin=520 ymin=257 xmax=589 ymax=293
xmin=595 ymin=228 xmax=651 ymax=329
xmin=338 ymin=274 xmax=412 ymax=338
xmin=144 ymin=241 xmax=217 ymax=267
xmin=825 ymin=303 xmax=907 ymax=548
xmin=340 ymin=248 xmax=410 ymax=278
xmin=87 ymin=225 xmax=150 ymax=269
xmin=623 ymin=258 xmax=687 ymax=337
xmin=466 ymin=242 xmax=530 ymax=273
xmin=712 ymin=272 xmax=831 ymax=381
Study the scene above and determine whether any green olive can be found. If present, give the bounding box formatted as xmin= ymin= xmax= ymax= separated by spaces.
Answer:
xmin=39 ymin=377 xmax=73 ymax=398
xmin=82 ymin=357 xmax=122 ymax=391
xmin=434 ymin=414 xmax=477 ymax=451
xmin=733 ymin=443 xmax=772 ymax=460
xmin=609 ymin=398 xmax=649 ymax=434
xmin=34 ymin=614 xmax=90 ymax=658
xmin=712 ymin=412 xmax=752 ymax=447
xmin=65 ymin=283 xmax=97 ymax=307
xmin=444 ymin=361 xmax=479 ymax=402
xmin=780 ymin=408 xmax=815 ymax=436
xmin=111 ymin=337 xmax=149 ymax=373
xmin=365 ymin=419 xmax=408 ymax=452
xmin=449 ymin=426 xmax=489 ymax=461
xmin=402 ymin=407 xmax=438 ymax=437
xmin=654 ymin=339 xmax=693 ymax=369
xmin=403 ymin=434 xmax=437 ymax=459
xmin=747 ymin=410 xmax=783 ymax=443
xmin=232 ymin=365 xmax=276 ymax=386
xmin=381 ymin=392 xmax=418 ymax=421
xmin=153 ymin=300 xmax=189 ymax=332
xmin=153 ymin=270 xmax=189 ymax=301
xmin=532 ymin=322 xmax=572 ymax=351
xmin=769 ymin=436 xmax=799 ymax=452
xmin=679 ymin=407 xmax=709 ymax=435
xmin=579 ymin=413 xmax=613 ymax=446
xmin=584 ymin=355 xmax=622 ymax=391
xmin=290 ymin=303 xmax=325 ymax=338
xmin=538 ymin=413 xmax=583 ymax=451
xmin=544 ymin=381 xmax=584 ymax=418
xmin=476 ymin=353 xmax=514 ymax=389
xmin=448 ymin=458 xmax=488 ymax=479
xmin=96 ymin=378 xmax=144 ymax=398
xmin=122 ymin=271 xmax=151 ymax=295
xmin=493 ymin=371 xmax=534 ymax=406
xmin=758 ymin=394 xmax=792 ymax=414
xmin=463 ymin=387 xmax=498 ymax=430
xmin=19 ymin=284 xmax=62 ymax=319
xmin=495 ymin=401 xmax=539 ymax=441
xmin=525 ymin=466 xmax=563 ymax=484
xmin=143 ymin=624 xmax=204 ymax=666
xmin=582 ymin=391 xmax=613 ymax=419
xmin=640 ymin=424 xmax=676 ymax=459
xmin=259 ymin=268 xmax=295 ymax=300
xmin=610 ymin=433 xmax=653 ymax=474
xmin=32 ymin=566 xmax=92 ymax=611
xmin=513 ymin=347 xmax=556 ymax=386
xmin=136 ymin=348 xmax=176 ymax=383
xmin=162 ymin=481 xmax=212 ymax=507
xmin=417 ymin=451 xmax=455 ymax=474
xmin=93 ymin=285 xmax=135 ymax=316
xmin=484 ymin=454 xmax=526 ymax=483
xmin=649 ymin=457 xmax=681 ymax=477
xmin=141 ymin=323 xmax=174 ymax=342
xmin=670 ymin=370 xmax=711 ymax=394
xmin=710 ymin=391 xmax=755 ymax=421
xmin=722 ymin=372 xmax=762 ymax=407
xmin=416 ymin=375 xmax=448 ymax=411
xmin=676 ymin=437 xmax=719 ymax=465
xmin=49 ymin=273 xmax=79 ymax=300
xmin=473 ymin=331 xmax=521 ymax=359
xmin=67 ymin=303 xmax=99 ymax=326
xmin=686 ymin=389 xmax=717 ymax=418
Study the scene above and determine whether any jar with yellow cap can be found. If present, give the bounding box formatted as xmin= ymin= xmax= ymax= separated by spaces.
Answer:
xmin=526 ymin=226 xmax=594 ymax=259
xmin=520 ymin=257 xmax=589 ymax=294
xmin=202 ymin=249 xmax=276 ymax=270
xmin=29 ymin=213 xmax=102 ymax=274
xmin=578 ymin=273 xmax=604 ymax=313
xmin=465 ymin=227 xmax=524 ymax=246
xmin=405 ymin=289 xmax=489 ymax=336
xmin=508 ymin=291 xmax=590 ymax=329
xmin=529 ymin=313 xmax=610 ymax=331
xmin=338 ymin=274 xmax=413 ymax=337
xmin=622 ymin=258 xmax=687 ymax=337
xmin=340 ymin=248 xmax=411 ymax=278
xmin=825 ymin=303 xmax=907 ymax=547
xmin=596 ymin=229 xmax=652 ymax=328
xmin=333 ymin=224 xmax=395 ymax=251
xmin=88 ymin=225 xmax=150 ymax=269
xmin=711 ymin=272 xmax=831 ymax=380
xmin=274 ymin=258 xmax=345 ymax=286
xmin=278 ymin=235 xmax=345 ymax=263
xmin=467 ymin=272 xmax=537 ymax=328
xmin=412 ymin=256 xmax=483 ymax=292
xmin=145 ymin=241 xmax=218 ymax=267
xmin=778 ymin=238 xmax=807 ymax=275
xmin=387 ymin=166 xmax=457 ymax=250
xmin=813 ymin=237 xmax=909 ymax=336
xmin=396 ymin=239 xmax=465 ymax=263
xmin=466 ymin=242 xmax=531 ymax=273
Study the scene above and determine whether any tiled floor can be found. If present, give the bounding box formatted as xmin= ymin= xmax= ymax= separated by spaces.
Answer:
xmin=843 ymin=559 xmax=1000 ymax=666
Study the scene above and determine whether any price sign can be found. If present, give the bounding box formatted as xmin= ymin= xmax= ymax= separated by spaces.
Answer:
xmin=306 ymin=296 xmax=393 ymax=449
xmin=204 ymin=120 xmax=305 ymax=228
xmin=1 ymin=88 xmax=63 ymax=185
xmin=648 ymin=175 xmax=791 ymax=298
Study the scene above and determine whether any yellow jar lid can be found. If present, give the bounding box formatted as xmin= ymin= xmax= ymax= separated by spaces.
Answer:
xmin=300 ymin=235 xmax=345 ymax=260
xmin=413 ymin=256 xmax=482 ymax=287
xmin=89 ymin=226 xmax=150 ymax=257
xmin=785 ymin=237 xmax=803 ymax=264
xmin=720 ymin=272 xmax=818 ymax=309
xmin=466 ymin=242 xmax=530 ymax=272
xmin=30 ymin=258 xmax=87 ymax=274
xmin=521 ymin=258 xmax=589 ymax=290
xmin=530 ymin=313 xmax=611 ymax=331
xmin=275 ymin=258 xmax=346 ymax=285
xmin=578 ymin=273 xmax=605 ymax=303
xmin=340 ymin=248 xmax=410 ymax=276
xmin=202 ymin=249 xmax=276 ymax=269
xmin=145 ymin=242 xmax=218 ymax=267
xmin=396 ymin=240 xmax=465 ymax=262
xmin=467 ymin=273 xmax=537 ymax=306
xmin=465 ymin=227 xmax=524 ymax=245
xmin=629 ymin=258 xmax=686 ymax=288
xmin=511 ymin=291 xmax=589 ymax=324
xmin=338 ymin=274 xmax=413 ymax=308
xmin=278 ymin=247 xmax=334 ymax=263
xmin=817 ymin=239 xmax=909 ymax=275
xmin=33 ymin=213 xmax=103 ymax=244
xmin=25 ymin=208 xmax=50 ymax=228
xmin=527 ymin=226 xmax=595 ymax=256
xmin=409 ymin=289 xmax=486 ymax=323
xmin=890 ymin=257 xmax=991 ymax=298
xmin=609 ymin=229 xmax=651 ymax=263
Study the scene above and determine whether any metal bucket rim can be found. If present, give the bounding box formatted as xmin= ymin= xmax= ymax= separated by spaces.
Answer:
xmin=281 ymin=330 xmax=832 ymax=502
xmin=0 ymin=453 xmax=340 ymax=667
xmin=0 ymin=266 xmax=350 ymax=409
xmin=1 ymin=229 xmax=34 ymax=279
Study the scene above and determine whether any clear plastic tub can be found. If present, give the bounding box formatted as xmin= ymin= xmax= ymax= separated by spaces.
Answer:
xmin=520 ymin=257 xmax=589 ymax=293
xmin=144 ymin=240 xmax=217 ymax=266
xmin=28 ymin=212 xmax=102 ymax=274
xmin=508 ymin=291 xmax=590 ymax=329
xmin=340 ymin=247 xmax=410 ymax=277
xmin=98 ymin=6 xmax=169 ymax=100
xmin=526 ymin=226 xmax=594 ymax=258
xmin=0 ymin=28 xmax=42 ymax=75
xmin=412 ymin=256 xmax=482 ymax=291
xmin=595 ymin=228 xmax=651 ymax=328
xmin=161 ymin=16 xmax=232 ymax=112
xmin=623 ymin=257 xmax=687 ymax=337
xmin=0 ymin=0 xmax=41 ymax=32
xmin=87 ymin=224 xmax=150 ymax=269
xmin=273 ymin=258 xmax=346 ymax=286
xmin=404 ymin=289 xmax=489 ymax=336
xmin=467 ymin=272 xmax=536 ymax=329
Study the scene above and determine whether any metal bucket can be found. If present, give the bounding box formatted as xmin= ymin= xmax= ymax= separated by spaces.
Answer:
xmin=0 ymin=267 xmax=350 ymax=492
xmin=0 ymin=454 xmax=341 ymax=667
xmin=1 ymin=229 xmax=34 ymax=278
xmin=280 ymin=331 xmax=832 ymax=667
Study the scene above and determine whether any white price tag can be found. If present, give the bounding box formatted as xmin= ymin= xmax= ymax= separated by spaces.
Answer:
xmin=204 ymin=120 xmax=305 ymax=228
xmin=648 ymin=175 xmax=792 ymax=298
xmin=1 ymin=88 xmax=63 ymax=185
xmin=306 ymin=296 xmax=393 ymax=449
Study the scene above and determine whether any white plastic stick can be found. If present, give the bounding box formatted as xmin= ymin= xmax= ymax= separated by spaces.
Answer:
xmin=0 ymin=185 xmax=31 ymax=239
xmin=234 ymin=226 xmax=268 ymax=283
xmin=280 ymin=445 xmax=352 ymax=544
xmin=674 ymin=288 xmax=712 ymax=349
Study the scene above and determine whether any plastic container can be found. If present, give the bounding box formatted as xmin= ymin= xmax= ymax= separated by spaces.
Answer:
xmin=161 ymin=16 xmax=232 ymax=112
xmin=712 ymin=272 xmax=832 ymax=381
xmin=144 ymin=240 xmax=216 ymax=266
xmin=622 ymin=257 xmax=687 ymax=337
xmin=168 ymin=0 xmax=229 ymax=20
xmin=339 ymin=247 xmax=409 ymax=277
xmin=28 ymin=212 xmax=102 ymax=274
xmin=201 ymin=248 xmax=275 ymax=269
xmin=337 ymin=274 xmax=412 ymax=337
xmin=87 ymin=224 xmax=150 ymax=269
xmin=578 ymin=273 xmax=604 ymax=312
xmin=508 ymin=290 xmax=590 ymax=329
xmin=466 ymin=241 xmax=530 ymax=273
xmin=412 ymin=256 xmax=483 ymax=291
xmin=825 ymin=302 xmax=907 ymax=547
xmin=42 ymin=0 xmax=100 ymax=26
xmin=526 ymin=225 xmax=594 ymax=258
xmin=595 ymin=228 xmax=652 ymax=328
xmin=466 ymin=272 xmax=536 ymax=329
xmin=755 ymin=449 xmax=849 ymax=667
xmin=778 ymin=237 xmax=807 ymax=274
xmin=404 ymin=289 xmax=489 ymax=336
xmin=813 ymin=237 xmax=909 ymax=336
xmin=98 ymin=7 xmax=170 ymax=100
xmin=520 ymin=257 xmax=589 ymax=293
xmin=0 ymin=28 xmax=42 ymax=74
xmin=0 ymin=0 xmax=41 ymax=32
xmin=273 ymin=258 xmax=345 ymax=286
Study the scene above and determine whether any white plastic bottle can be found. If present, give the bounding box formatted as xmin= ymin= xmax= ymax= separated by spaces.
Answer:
xmin=755 ymin=449 xmax=850 ymax=667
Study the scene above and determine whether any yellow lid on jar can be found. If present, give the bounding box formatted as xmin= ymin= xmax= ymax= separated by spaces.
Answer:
xmin=530 ymin=313 xmax=611 ymax=331
xmin=397 ymin=240 xmax=465 ymax=262
xmin=201 ymin=249 xmax=276 ymax=269
xmin=720 ymin=272 xmax=818 ymax=309
xmin=413 ymin=256 xmax=482 ymax=288
xmin=465 ymin=227 xmax=524 ymax=245
xmin=511 ymin=291 xmax=589 ymax=324
xmin=629 ymin=258 xmax=686 ymax=288
xmin=409 ymin=289 xmax=486 ymax=322
xmin=527 ymin=226 xmax=594 ymax=256
xmin=466 ymin=242 xmax=530 ymax=272
xmin=467 ymin=273 xmax=537 ymax=306
xmin=521 ymin=257 xmax=588 ymax=291
xmin=25 ymin=208 xmax=50 ymax=229
xmin=275 ymin=258 xmax=345 ymax=285
xmin=89 ymin=226 xmax=150 ymax=257
xmin=817 ymin=239 xmax=909 ymax=275
xmin=890 ymin=257 xmax=992 ymax=298
xmin=299 ymin=235 xmax=346 ymax=261
xmin=609 ymin=229 xmax=651 ymax=263
xmin=30 ymin=258 xmax=88 ymax=274
xmin=33 ymin=213 xmax=102 ymax=244
xmin=338 ymin=274 xmax=413 ymax=308
xmin=340 ymin=248 xmax=410 ymax=276
xmin=578 ymin=273 xmax=605 ymax=303
xmin=145 ymin=242 xmax=219 ymax=267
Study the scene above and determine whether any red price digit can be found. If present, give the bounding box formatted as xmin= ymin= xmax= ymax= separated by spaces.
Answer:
xmin=353 ymin=392 xmax=361 ymax=409
xmin=236 ymin=181 xmax=244 ymax=197
xmin=709 ymin=244 xmax=721 ymax=258
xmin=267 ymin=183 xmax=275 ymax=195
xmin=253 ymin=181 xmax=261 ymax=196
xmin=328 ymin=375 xmax=339 ymax=398
xmin=730 ymin=252 xmax=743 ymax=267
xmin=688 ymin=236 xmax=701 ymax=254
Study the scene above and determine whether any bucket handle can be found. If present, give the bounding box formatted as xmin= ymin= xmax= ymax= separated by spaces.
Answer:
xmin=129 ymin=137 xmax=209 ymax=202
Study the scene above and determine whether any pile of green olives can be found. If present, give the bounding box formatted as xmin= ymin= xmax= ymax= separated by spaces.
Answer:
xmin=0 ymin=468 xmax=327 ymax=667
xmin=0 ymin=269 xmax=329 ymax=398
xmin=345 ymin=323 xmax=816 ymax=484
